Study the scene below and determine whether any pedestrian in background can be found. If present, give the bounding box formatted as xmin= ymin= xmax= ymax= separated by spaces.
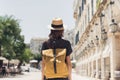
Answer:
xmin=41 ymin=18 xmax=72 ymax=80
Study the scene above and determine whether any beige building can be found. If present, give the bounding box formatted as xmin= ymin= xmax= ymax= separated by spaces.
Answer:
xmin=73 ymin=0 xmax=120 ymax=80
xmin=30 ymin=38 xmax=47 ymax=54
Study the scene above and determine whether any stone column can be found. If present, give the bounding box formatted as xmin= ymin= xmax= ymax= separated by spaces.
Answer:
xmin=101 ymin=57 xmax=105 ymax=80
xmin=91 ymin=60 xmax=94 ymax=78
xmin=96 ymin=59 xmax=99 ymax=79
xmin=110 ymin=33 xmax=120 ymax=80
xmin=88 ymin=62 xmax=90 ymax=77
xmin=96 ymin=47 xmax=99 ymax=79
xmin=100 ymin=41 xmax=106 ymax=80
xmin=85 ymin=63 xmax=87 ymax=76
xmin=87 ymin=52 xmax=90 ymax=77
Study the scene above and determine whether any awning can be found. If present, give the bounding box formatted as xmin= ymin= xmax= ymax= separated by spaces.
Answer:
xmin=3 ymin=59 xmax=8 ymax=63
xmin=0 ymin=56 xmax=6 ymax=60
xmin=10 ymin=59 xmax=20 ymax=64
xmin=30 ymin=60 xmax=38 ymax=63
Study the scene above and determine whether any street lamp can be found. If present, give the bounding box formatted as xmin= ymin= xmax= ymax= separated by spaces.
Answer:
xmin=94 ymin=36 xmax=99 ymax=46
xmin=87 ymin=44 xmax=90 ymax=48
xmin=109 ymin=19 xmax=118 ymax=33
xmin=110 ymin=0 xmax=114 ymax=5
xmin=109 ymin=0 xmax=118 ymax=33
xmin=90 ymin=40 xmax=94 ymax=48
xmin=101 ymin=29 xmax=107 ymax=40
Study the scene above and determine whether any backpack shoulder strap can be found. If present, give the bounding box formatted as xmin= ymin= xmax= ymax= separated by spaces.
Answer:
xmin=53 ymin=40 xmax=57 ymax=74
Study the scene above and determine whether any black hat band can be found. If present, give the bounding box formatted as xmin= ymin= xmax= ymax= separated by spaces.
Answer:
xmin=51 ymin=24 xmax=63 ymax=28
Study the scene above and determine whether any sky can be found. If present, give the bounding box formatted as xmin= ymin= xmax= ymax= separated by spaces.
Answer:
xmin=0 ymin=0 xmax=75 ymax=43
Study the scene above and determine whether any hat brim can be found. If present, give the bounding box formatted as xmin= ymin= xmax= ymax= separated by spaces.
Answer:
xmin=48 ymin=25 xmax=64 ymax=30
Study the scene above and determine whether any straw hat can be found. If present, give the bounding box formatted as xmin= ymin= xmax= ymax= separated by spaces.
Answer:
xmin=49 ymin=18 xmax=64 ymax=30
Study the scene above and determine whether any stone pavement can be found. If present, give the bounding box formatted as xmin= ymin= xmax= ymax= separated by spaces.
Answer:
xmin=0 ymin=70 xmax=90 ymax=80
xmin=72 ymin=71 xmax=90 ymax=80
xmin=0 ymin=71 xmax=41 ymax=80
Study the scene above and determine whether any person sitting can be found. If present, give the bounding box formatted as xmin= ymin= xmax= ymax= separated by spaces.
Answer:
xmin=2 ymin=65 xmax=6 ymax=77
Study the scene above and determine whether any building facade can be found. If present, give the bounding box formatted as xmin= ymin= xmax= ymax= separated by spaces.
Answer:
xmin=73 ymin=0 xmax=120 ymax=80
xmin=30 ymin=38 xmax=47 ymax=54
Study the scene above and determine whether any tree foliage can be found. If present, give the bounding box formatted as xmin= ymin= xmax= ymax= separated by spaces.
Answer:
xmin=0 ymin=15 xmax=35 ymax=68
xmin=0 ymin=15 xmax=26 ymax=61
xmin=22 ymin=48 xmax=33 ymax=63
xmin=33 ymin=53 xmax=42 ymax=63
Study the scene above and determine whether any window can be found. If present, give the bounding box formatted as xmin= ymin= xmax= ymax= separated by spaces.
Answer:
xmin=88 ymin=6 xmax=90 ymax=22
xmin=82 ymin=0 xmax=84 ymax=11
xmin=84 ymin=0 xmax=86 ymax=4
xmin=75 ymin=31 xmax=79 ymax=44
xmin=79 ymin=6 xmax=82 ymax=17
xmin=91 ymin=0 xmax=94 ymax=16
xmin=85 ymin=15 xmax=87 ymax=27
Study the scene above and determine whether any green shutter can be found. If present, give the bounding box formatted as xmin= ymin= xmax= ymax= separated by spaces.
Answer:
xmin=96 ymin=0 xmax=101 ymax=9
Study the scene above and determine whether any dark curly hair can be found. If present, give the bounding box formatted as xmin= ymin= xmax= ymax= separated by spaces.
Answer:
xmin=49 ymin=30 xmax=64 ymax=39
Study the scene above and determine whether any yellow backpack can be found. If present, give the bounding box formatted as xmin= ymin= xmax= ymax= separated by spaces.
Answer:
xmin=42 ymin=48 xmax=68 ymax=79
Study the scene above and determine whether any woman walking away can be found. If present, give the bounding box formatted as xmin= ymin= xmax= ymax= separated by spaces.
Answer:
xmin=41 ymin=18 xmax=72 ymax=80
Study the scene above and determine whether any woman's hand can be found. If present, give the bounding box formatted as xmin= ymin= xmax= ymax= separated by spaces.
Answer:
xmin=68 ymin=76 xmax=72 ymax=80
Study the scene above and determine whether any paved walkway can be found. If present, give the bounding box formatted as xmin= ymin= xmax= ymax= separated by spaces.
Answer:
xmin=0 ymin=71 xmax=41 ymax=80
xmin=72 ymin=72 xmax=90 ymax=80
xmin=0 ymin=70 xmax=90 ymax=80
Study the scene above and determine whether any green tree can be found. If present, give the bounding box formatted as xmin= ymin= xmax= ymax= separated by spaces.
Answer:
xmin=33 ymin=53 xmax=42 ymax=63
xmin=23 ymin=48 xmax=33 ymax=63
xmin=0 ymin=15 xmax=21 ymax=57
xmin=0 ymin=15 xmax=30 ymax=70
xmin=0 ymin=15 xmax=35 ymax=69
xmin=0 ymin=16 xmax=4 ymax=56
xmin=0 ymin=15 xmax=28 ymax=69
xmin=13 ymin=35 xmax=26 ymax=68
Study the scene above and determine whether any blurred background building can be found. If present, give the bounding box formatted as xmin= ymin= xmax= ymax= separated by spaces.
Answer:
xmin=30 ymin=38 xmax=47 ymax=54
xmin=64 ymin=29 xmax=75 ymax=60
